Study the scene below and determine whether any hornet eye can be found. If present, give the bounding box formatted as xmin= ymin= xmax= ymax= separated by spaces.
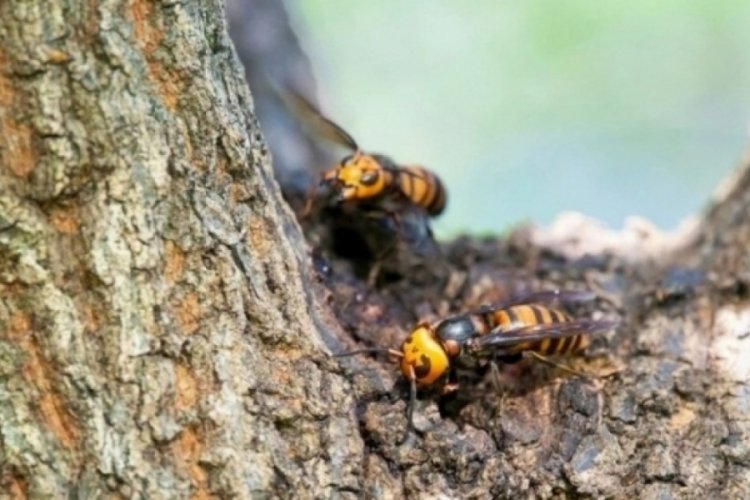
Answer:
xmin=360 ymin=170 xmax=379 ymax=186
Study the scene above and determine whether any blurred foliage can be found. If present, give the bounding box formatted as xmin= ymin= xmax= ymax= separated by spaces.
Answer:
xmin=294 ymin=0 xmax=750 ymax=236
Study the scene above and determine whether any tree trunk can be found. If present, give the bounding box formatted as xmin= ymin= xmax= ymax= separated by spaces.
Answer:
xmin=0 ymin=1 xmax=357 ymax=497
xmin=1 ymin=1 xmax=749 ymax=499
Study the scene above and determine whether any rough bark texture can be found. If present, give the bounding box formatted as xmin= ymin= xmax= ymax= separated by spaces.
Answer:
xmin=0 ymin=1 xmax=357 ymax=497
xmin=1 ymin=1 xmax=749 ymax=499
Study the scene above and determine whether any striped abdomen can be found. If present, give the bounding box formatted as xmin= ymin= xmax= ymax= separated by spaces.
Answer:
xmin=490 ymin=304 xmax=590 ymax=356
xmin=396 ymin=166 xmax=446 ymax=216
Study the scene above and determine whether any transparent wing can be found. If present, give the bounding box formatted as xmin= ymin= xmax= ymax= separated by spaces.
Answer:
xmin=281 ymin=90 xmax=359 ymax=151
xmin=473 ymin=290 xmax=598 ymax=316
xmin=466 ymin=318 xmax=618 ymax=352
xmin=396 ymin=166 xmax=432 ymax=181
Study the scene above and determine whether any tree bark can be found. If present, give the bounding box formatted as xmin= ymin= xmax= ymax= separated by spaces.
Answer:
xmin=1 ymin=1 xmax=749 ymax=499
xmin=0 ymin=1 xmax=357 ymax=497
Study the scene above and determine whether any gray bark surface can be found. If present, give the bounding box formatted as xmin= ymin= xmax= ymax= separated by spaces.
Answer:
xmin=0 ymin=1 xmax=356 ymax=497
xmin=0 ymin=1 xmax=748 ymax=499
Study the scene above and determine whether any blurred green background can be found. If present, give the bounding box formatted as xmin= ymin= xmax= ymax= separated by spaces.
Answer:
xmin=294 ymin=1 xmax=750 ymax=237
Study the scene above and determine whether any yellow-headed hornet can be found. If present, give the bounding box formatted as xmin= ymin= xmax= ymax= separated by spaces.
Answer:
xmin=283 ymin=91 xmax=447 ymax=216
xmin=336 ymin=290 xmax=618 ymax=438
